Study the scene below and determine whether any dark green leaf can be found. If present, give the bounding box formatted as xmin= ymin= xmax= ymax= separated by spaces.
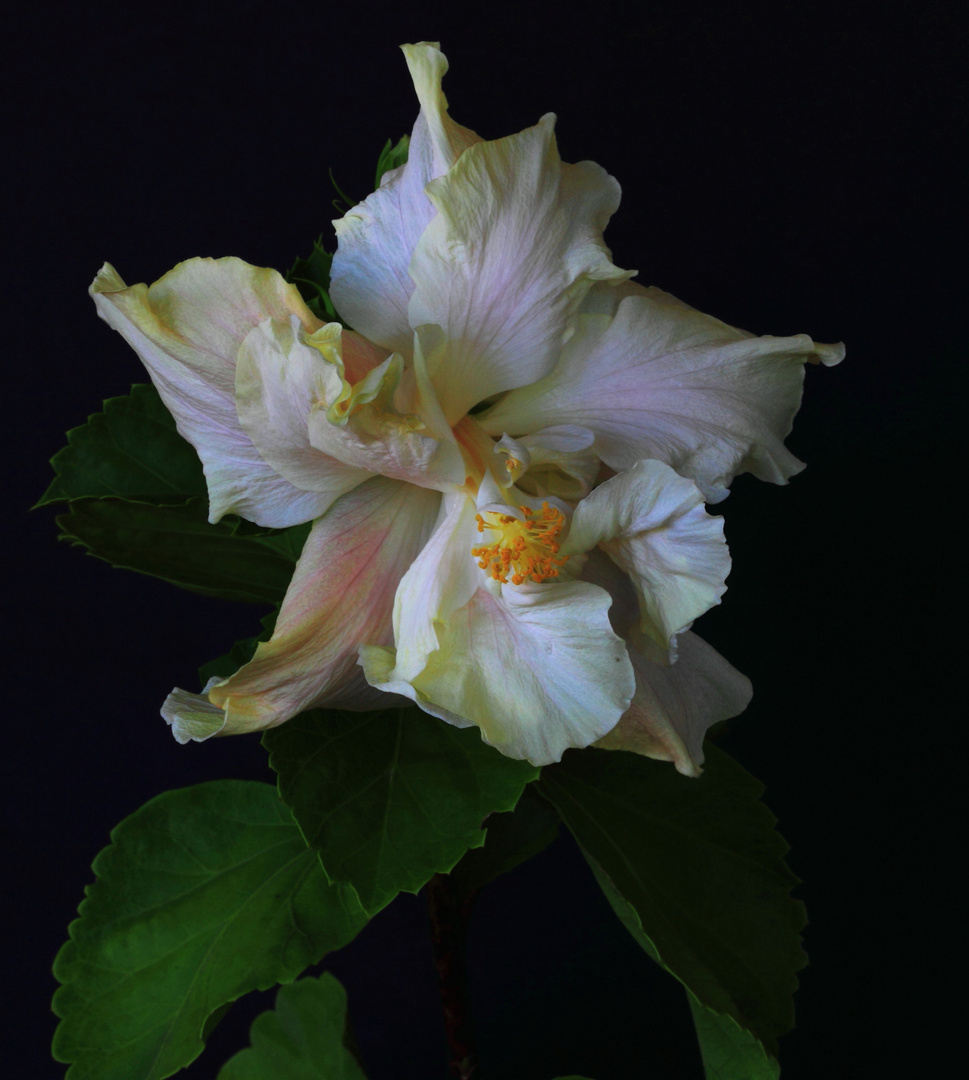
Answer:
xmin=688 ymin=995 xmax=780 ymax=1080
xmin=263 ymin=707 xmax=539 ymax=916
xmin=585 ymin=860 xmax=781 ymax=1078
xmin=52 ymin=781 xmax=368 ymax=1080
xmin=446 ymin=783 xmax=560 ymax=897
xmin=217 ymin=973 xmax=367 ymax=1080
xmin=538 ymin=744 xmax=806 ymax=1057
xmin=285 ymin=239 xmax=339 ymax=323
xmin=37 ymin=383 xmax=206 ymax=507
xmin=55 ymin=498 xmax=308 ymax=604
xmin=374 ymin=134 xmax=409 ymax=188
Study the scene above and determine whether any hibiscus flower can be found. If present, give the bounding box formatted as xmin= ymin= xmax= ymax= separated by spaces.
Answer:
xmin=90 ymin=42 xmax=842 ymax=771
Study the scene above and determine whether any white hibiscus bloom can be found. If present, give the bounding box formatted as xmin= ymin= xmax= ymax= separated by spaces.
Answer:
xmin=91 ymin=42 xmax=841 ymax=771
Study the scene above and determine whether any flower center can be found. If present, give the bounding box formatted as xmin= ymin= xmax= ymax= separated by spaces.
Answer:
xmin=472 ymin=503 xmax=568 ymax=585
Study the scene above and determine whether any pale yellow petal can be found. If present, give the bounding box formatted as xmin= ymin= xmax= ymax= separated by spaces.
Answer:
xmin=91 ymin=258 xmax=330 ymax=526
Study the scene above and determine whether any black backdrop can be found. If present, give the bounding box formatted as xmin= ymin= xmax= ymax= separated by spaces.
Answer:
xmin=6 ymin=2 xmax=962 ymax=1077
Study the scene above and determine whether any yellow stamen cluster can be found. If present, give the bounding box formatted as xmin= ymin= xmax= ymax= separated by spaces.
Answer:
xmin=472 ymin=503 xmax=568 ymax=585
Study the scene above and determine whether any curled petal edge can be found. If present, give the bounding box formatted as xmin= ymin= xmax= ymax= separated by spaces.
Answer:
xmin=595 ymin=631 xmax=753 ymax=777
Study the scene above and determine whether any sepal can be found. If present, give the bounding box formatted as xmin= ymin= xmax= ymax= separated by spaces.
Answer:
xmin=374 ymin=134 xmax=410 ymax=189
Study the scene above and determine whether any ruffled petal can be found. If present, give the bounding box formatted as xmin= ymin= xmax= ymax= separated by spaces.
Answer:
xmin=400 ymin=42 xmax=481 ymax=178
xmin=361 ymin=488 xmax=634 ymax=765
xmin=563 ymin=459 xmax=729 ymax=649
xmin=480 ymin=282 xmax=845 ymax=502
xmin=305 ymin=325 xmax=466 ymax=492
xmin=595 ymin=631 xmax=752 ymax=777
xmin=177 ymin=477 xmax=441 ymax=737
xmin=329 ymin=42 xmax=480 ymax=354
xmin=409 ymin=116 xmax=631 ymax=423
xmin=90 ymin=258 xmax=330 ymax=527
xmin=235 ymin=315 xmax=375 ymax=504
xmin=367 ymin=578 xmax=634 ymax=766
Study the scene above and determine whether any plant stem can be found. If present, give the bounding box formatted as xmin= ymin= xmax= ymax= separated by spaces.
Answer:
xmin=425 ymin=872 xmax=480 ymax=1080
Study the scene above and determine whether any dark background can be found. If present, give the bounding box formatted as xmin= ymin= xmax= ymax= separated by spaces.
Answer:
xmin=6 ymin=2 xmax=962 ymax=1077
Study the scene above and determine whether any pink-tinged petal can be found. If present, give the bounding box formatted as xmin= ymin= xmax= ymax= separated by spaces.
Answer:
xmin=409 ymin=116 xmax=631 ymax=423
xmin=359 ymin=490 xmax=480 ymax=708
xmin=329 ymin=42 xmax=481 ymax=354
xmin=363 ymin=490 xmax=482 ymax=687
xmin=235 ymin=316 xmax=375 ymax=505
xmin=90 ymin=258 xmax=330 ymax=527
xmin=595 ymin=631 xmax=752 ymax=777
xmin=480 ymin=282 xmax=845 ymax=502
xmin=563 ymin=460 xmax=729 ymax=650
xmin=180 ymin=477 xmax=442 ymax=737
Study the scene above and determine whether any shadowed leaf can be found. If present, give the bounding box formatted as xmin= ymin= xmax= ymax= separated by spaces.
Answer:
xmin=689 ymin=995 xmax=781 ymax=1080
xmin=538 ymin=744 xmax=805 ymax=1060
xmin=37 ymin=383 xmax=205 ymax=506
xmin=56 ymin=498 xmax=308 ymax=603
xmin=217 ymin=973 xmax=367 ymax=1080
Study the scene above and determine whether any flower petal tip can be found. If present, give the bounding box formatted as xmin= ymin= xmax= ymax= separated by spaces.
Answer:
xmin=811 ymin=341 xmax=846 ymax=366
xmin=162 ymin=684 xmax=227 ymax=744
xmin=89 ymin=262 xmax=125 ymax=296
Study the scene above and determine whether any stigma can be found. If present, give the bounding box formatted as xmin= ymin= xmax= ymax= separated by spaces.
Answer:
xmin=471 ymin=503 xmax=568 ymax=585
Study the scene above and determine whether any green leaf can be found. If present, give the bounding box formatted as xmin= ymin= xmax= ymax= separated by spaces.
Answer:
xmin=446 ymin=783 xmax=560 ymax=897
xmin=37 ymin=383 xmax=206 ymax=507
xmin=537 ymin=744 xmax=806 ymax=1058
xmin=55 ymin=498 xmax=308 ymax=604
xmin=52 ymin=781 xmax=368 ymax=1080
xmin=217 ymin=973 xmax=367 ymax=1080
xmin=285 ymin=239 xmax=339 ymax=323
xmin=688 ymin=995 xmax=780 ymax=1080
xmin=374 ymin=134 xmax=409 ymax=188
xmin=585 ymin=860 xmax=781 ymax=1079
xmin=263 ymin=707 xmax=539 ymax=916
